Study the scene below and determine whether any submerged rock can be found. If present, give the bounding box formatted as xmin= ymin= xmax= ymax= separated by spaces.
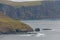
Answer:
xmin=42 ymin=28 xmax=52 ymax=30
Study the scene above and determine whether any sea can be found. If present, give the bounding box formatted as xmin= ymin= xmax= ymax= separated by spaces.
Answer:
xmin=0 ymin=20 xmax=60 ymax=40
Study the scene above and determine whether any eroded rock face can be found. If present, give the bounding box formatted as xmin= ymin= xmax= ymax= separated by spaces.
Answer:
xmin=0 ymin=27 xmax=14 ymax=34
xmin=0 ymin=22 xmax=33 ymax=34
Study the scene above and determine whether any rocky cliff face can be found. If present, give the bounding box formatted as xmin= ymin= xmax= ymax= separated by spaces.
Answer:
xmin=0 ymin=1 xmax=60 ymax=20
xmin=0 ymin=13 xmax=33 ymax=34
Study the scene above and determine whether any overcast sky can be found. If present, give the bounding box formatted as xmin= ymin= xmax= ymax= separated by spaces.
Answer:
xmin=9 ymin=0 xmax=42 ymax=2
xmin=9 ymin=0 xmax=60 ymax=2
xmin=1 ymin=0 xmax=60 ymax=2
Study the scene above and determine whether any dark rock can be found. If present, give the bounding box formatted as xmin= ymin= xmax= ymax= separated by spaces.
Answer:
xmin=16 ymin=29 xmax=20 ymax=32
xmin=35 ymin=28 xmax=40 ymax=32
xmin=42 ymin=28 xmax=52 ymax=30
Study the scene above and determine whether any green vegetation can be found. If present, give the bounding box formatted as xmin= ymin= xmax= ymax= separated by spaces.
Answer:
xmin=0 ymin=1 xmax=42 ymax=7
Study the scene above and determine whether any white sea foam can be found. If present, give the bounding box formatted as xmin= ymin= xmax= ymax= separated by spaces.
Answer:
xmin=16 ymin=33 xmax=45 ymax=37
xmin=35 ymin=33 xmax=45 ymax=37
xmin=18 ymin=34 xmax=32 ymax=36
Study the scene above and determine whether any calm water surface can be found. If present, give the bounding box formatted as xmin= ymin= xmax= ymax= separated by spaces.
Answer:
xmin=0 ymin=20 xmax=60 ymax=40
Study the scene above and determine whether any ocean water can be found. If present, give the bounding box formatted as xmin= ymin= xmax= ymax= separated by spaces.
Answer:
xmin=0 ymin=20 xmax=60 ymax=40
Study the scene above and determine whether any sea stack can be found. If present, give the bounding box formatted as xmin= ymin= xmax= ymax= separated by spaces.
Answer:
xmin=0 ymin=13 xmax=33 ymax=34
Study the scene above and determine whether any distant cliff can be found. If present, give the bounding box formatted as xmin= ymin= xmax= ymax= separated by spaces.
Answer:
xmin=0 ymin=1 xmax=60 ymax=20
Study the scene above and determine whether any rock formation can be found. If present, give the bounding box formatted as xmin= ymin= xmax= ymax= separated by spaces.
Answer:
xmin=0 ymin=13 xmax=33 ymax=34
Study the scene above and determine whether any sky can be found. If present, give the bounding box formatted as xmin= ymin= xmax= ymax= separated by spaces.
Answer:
xmin=9 ymin=0 xmax=60 ymax=2
xmin=0 ymin=0 xmax=59 ymax=2
xmin=9 ymin=0 xmax=43 ymax=2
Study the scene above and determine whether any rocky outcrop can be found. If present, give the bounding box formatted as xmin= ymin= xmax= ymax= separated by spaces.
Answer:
xmin=0 ymin=13 xmax=33 ymax=34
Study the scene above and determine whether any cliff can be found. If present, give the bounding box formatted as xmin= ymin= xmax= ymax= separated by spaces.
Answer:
xmin=0 ymin=13 xmax=33 ymax=34
xmin=0 ymin=1 xmax=60 ymax=20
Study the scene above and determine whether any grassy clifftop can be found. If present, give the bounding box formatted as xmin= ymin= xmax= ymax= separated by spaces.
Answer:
xmin=0 ymin=1 xmax=41 ymax=7
xmin=0 ymin=13 xmax=33 ymax=34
